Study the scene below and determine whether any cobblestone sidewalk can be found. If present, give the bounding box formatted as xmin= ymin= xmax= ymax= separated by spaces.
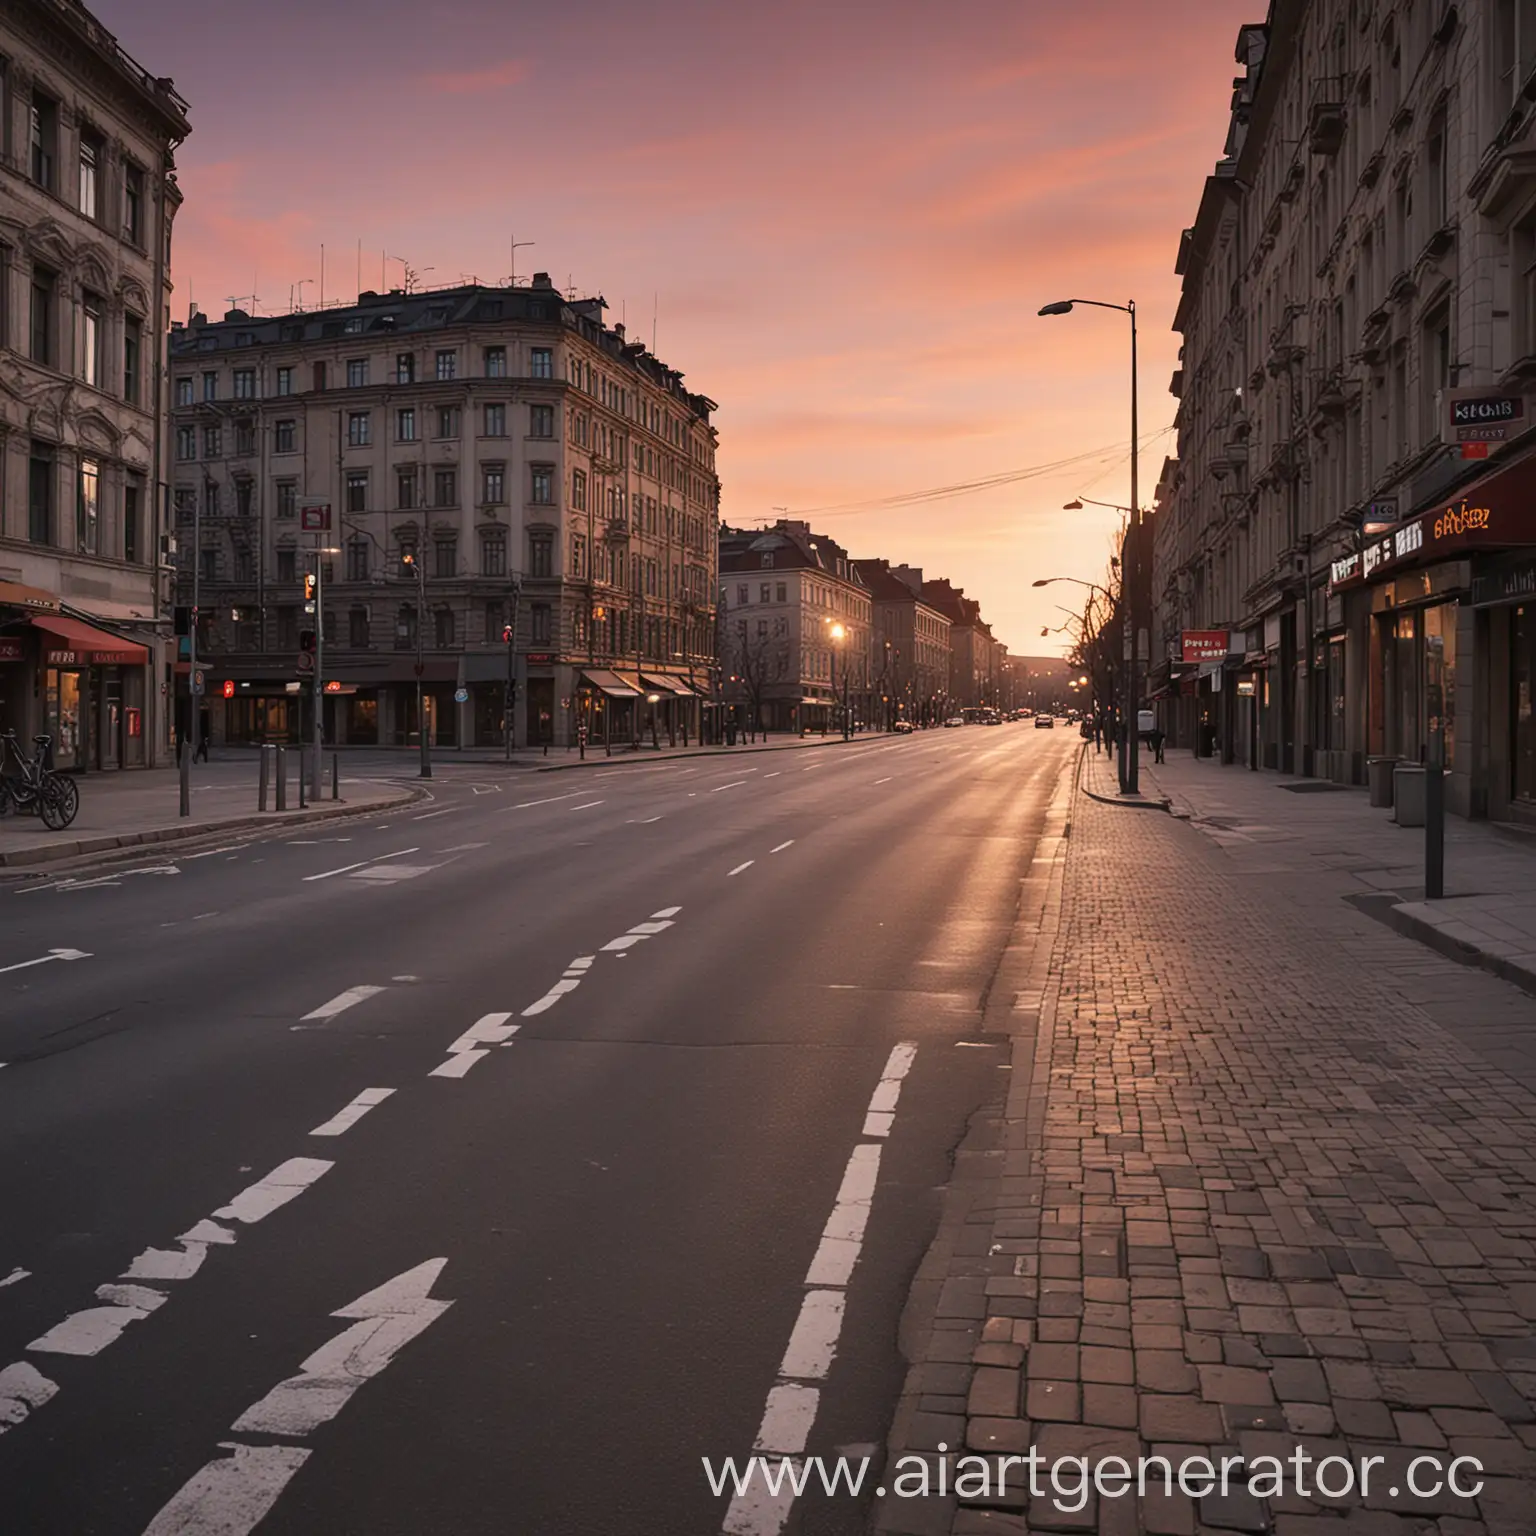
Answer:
xmin=878 ymin=749 xmax=1536 ymax=1535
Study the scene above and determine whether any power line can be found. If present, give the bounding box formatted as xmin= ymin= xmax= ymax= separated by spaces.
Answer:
xmin=784 ymin=427 xmax=1175 ymax=520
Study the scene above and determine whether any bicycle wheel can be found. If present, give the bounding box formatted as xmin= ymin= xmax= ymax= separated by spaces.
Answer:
xmin=47 ymin=774 xmax=79 ymax=828
xmin=38 ymin=778 xmax=70 ymax=831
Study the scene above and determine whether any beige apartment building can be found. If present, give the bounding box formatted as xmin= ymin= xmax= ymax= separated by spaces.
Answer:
xmin=169 ymin=276 xmax=720 ymax=750
xmin=0 ymin=0 xmax=189 ymax=770
xmin=1157 ymin=1 xmax=1536 ymax=822
xmin=718 ymin=521 xmax=873 ymax=733
xmin=855 ymin=560 xmax=952 ymax=725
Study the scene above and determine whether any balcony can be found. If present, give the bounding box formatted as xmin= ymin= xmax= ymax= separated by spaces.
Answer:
xmin=1308 ymin=89 xmax=1347 ymax=156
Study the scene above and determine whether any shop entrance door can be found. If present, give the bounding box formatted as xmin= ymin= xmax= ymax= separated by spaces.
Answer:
xmin=101 ymin=673 xmax=122 ymax=769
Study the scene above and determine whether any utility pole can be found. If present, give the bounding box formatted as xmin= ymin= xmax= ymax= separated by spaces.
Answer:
xmin=180 ymin=486 xmax=199 ymax=817
xmin=404 ymin=553 xmax=431 ymax=778
xmin=503 ymin=575 xmax=522 ymax=762
xmin=310 ymin=537 xmax=325 ymax=801
xmin=1126 ymin=301 xmax=1142 ymax=795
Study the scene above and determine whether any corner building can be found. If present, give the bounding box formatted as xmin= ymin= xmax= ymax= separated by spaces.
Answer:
xmin=0 ymin=0 xmax=189 ymax=770
xmin=169 ymin=276 xmax=720 ymax=750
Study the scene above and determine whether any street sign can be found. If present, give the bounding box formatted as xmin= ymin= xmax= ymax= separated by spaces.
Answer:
xmin=296 ymin=652 xmax=315 ymax=674
xmin=299 ymin=502 xmax=332 ymax=532
xmin=1181 ymin=630 xmax=1231 ymax=663
xmin=454 ymin=687 xmax=469 ymax=703
xmin=192 ymin=668 xmax=205 ymax=696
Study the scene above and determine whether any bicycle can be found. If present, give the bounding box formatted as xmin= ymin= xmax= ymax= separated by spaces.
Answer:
xmin=0 ymin=731 xmax=79 ymax=831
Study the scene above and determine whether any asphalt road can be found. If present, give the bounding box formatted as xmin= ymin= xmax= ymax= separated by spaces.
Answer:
xmin=0 ymin=723 xmax=1077 ymax=1536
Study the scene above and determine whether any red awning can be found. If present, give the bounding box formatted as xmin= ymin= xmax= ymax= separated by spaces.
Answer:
xmin=30 ymin=613 xmax=149 ymax=666
xmin=0 ymin=580 xmax=59 ymax=613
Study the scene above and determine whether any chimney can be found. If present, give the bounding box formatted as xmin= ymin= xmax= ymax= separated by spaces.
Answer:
xmin=223 ymin=308 xmax=250 ymax=323
xmin=614 ymin=323 xmax=626 ymax=341
xmin=531 ymin=272 xmax=554 ymax=289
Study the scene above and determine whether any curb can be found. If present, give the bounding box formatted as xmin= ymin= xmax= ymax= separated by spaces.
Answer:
xmin=0 ymin=784 xmax=429 ymax=872
xmin=1073 ymin=742 xmax=1172 ymax=812
xmin=1346 ymin=890 xmax=1536 ymax=1001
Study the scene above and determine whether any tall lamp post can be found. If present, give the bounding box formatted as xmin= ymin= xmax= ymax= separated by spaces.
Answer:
xmin=1039 ymin=297 xmax=1142 ymax=794
xmin=828 ymin=620 xmax=850 ymax=740
xmin=401 ymin=551 xmax=430 ymax=778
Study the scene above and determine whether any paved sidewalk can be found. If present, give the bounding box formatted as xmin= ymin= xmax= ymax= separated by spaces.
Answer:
xmin=0 ymin=760 xmax=419 ymax=868
xmin=1116 ymin=749 xmax=1536 ymax=998
xmin=879 ymin=749 xmax=1536 ymax=1534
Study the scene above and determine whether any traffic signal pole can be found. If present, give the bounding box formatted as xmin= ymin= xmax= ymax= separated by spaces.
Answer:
xmin=310 ymin=545 xmax=324 ymax=802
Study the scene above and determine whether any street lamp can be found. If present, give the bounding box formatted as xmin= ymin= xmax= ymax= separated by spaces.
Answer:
xmin=400 ymin=551 xmax=431 ymax=779
xmin=828 ymin=620 xmax=850 ymax=740
xmin=1039 ymin=295 xmax=1142 ymax=794
xmin=1063 ymin=496 xmax=1132 ymax=513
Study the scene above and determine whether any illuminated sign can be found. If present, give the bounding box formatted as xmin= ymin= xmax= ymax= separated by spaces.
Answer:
xmin=1181 ymin=630 xmax=1231 ymax=663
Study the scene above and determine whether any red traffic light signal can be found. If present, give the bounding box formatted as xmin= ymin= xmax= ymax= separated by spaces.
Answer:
xmin=222 ymin=679 xmax=235 ymax=699
xmin=502 ymin=625 xmax=514 ymax=644
xmin=303 ymin=573 xmax=317 ymax=602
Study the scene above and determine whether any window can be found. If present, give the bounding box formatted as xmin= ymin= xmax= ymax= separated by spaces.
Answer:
xmin=484 ymin=403 xmax=507 ymax=437
xmin=176 ymin=425 xmax=196 ymax=461
xmin=235 ymin=478 xmax=254 ymax=517
xmin=347 ymin=411 xmax=371 ymax=446
xmin=228 ymin=367 xmax=253 ymax=400
xmin=276 ymin=366 xmax=294 ymax=397
xmin=434 ymin=469 xmax=457 ymax=507
xmin=77 ymin=131 xmax=103 ymax=218
xmin=531 ymin=465 xmax=553 ymax=504
xmin=276 ymin=547 xmax=297 ymax=582
xmin=572 ymin=469 xmax=587 ymax=510
xmin=123 ymin=314 xmax=141 ymax=404
xmin=530 ymin=347 xmax=552 ymax=379
xmin=276 ymin=480 xmax=297 ymax=519
xmin=482 ymin=465 xmax=505 ymax=504
xmin=203 ymin=480 xmax=220 ymax=518
xmin=570 ymin=534 xmax=586 ymax=577
xmin=124 ymin=480 xmax=141 ymax=562
xmin=435 ymin=349 xmax=457 ymax=381
xmin=29 ymin=93 xmax=57 ymax=190
xmin=349 ymin=607 xmax=371 ymax=648
xmin=234 ymin=419 xmax=255 ymax=457
xmin=397 ymin=407 xmax=417 ymax=441
xmin=344 ymin=317 xmax=364 ymax=334
xmin=28 ymin=448 xmax=53 ymax=545
xmin=435 ymin=405 xmax=459 ymax=439
xmin=530 ymin=403 xmax=553 ymax=438
xmin=397 ymin=469 xmax=418 ymax=510
xmin=175 ymin=376 xmax=194 ymax=407
xmin=481 ymin=530 xmax=508 ymax=576
xmin=760 ymin=583 xmax=771 ymax=603
xmin=76 ymin=456 xmax=99 ymax=553
xmin=346 ymin=471 xmax=368 ymax=513
xmin=776 ymin=582 xmax=787 ymax=603
xmin=347 ymin=539 xmax=370 ymax=582
xmin=346 ymin=358 xmax=368 ymax=388
xmin=485 ymin=599 xmax=505 ymax=640
xmin=434 ymin=538 xmax=456 ymax=578
xmin=81 ymin=292 xmax=101 ymax=386
xmin=200 ymin=547 xmax=218 ymax=582
xmin=395 ymin=352 xmax=415 ymax=384
xmin=30 ymin=265 xmax=54 ymax=366
xmin=484 ymin=345 xmax=506 ymax=377
xmin=199 ymin=372 xmax=217 ymax=403
xmin=531 ymin=604 xmax=551 ymax=645
xmin=274 ymin=419 xmax=296 ymax=453
xmin=395 ymin=605 xmax=417 ymax=649
xmin=124 ymin=162 xmax=144 ymax=244
xmin=435 ymin=608 xmax=455 ymax=647
xmin=529 ymin=531 xmax=553 ymax=578
xmin=312 ymin=361 xmax=327 ymax=392
xmin=202 ymin=424 xmax=222 ymax=458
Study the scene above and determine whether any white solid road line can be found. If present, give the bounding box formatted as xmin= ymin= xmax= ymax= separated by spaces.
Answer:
xmin=508 ymin=791 xmax=584 ymax=809
xmin=874 ymin=776 xmax=893 ymax=784
xmin=728 ymin=861 xmax=755 ymax=877
xmin=724 ymin=1046 xmax=916 ymax=1536
xmin=0 ymin=948 xmax=91 ymax=977
xmin=299 ymin=984 xmax=385 ymax=1022
xmin=27 ymin=1284 xmax=168 ymax=1357
xmin=309 ymin=1087 xmax=396 ymax=1137
xmin=770 ymin=841 xmax=795 ymax=854
xmin=713 ymin=779 xmax=748 ymax=791
xmin=411 ymin=807 xmax=460 ymax=820
xmin=142 ymin=1260 xmax=453 ymax=1536
xmin=861 ymin=1041 xmax=917 ymax=1138
xmin=303 ymin=847 xmax=420 ymax=882
xmin=570 ymin=800 xmax=605 ymax=810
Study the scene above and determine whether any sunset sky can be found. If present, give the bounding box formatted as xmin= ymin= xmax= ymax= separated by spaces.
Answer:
xmin=98 ymin=0 xmax=1245 ymax=655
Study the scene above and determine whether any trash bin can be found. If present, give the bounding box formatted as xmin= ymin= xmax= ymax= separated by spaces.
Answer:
xmin=1393 ymin=764 xmax=1426 ymax=826
xmin=1367 ymin=755 xmax=1400 ymax=808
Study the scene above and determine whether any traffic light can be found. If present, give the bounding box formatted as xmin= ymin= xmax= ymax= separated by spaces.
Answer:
xmin=222 ymin=679 xmax=235 ymax=699
xmin=502 ymin=625 xmax=514 ymax=644
xmin=303 ymin=572 xmax=317 ymax=603
xmin=299 ymin=629 xmax=317 ymax=654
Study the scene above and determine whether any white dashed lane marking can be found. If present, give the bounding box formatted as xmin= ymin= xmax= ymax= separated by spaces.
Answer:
xmin=727 ymin=861 xmax=754 ymax=877
xmin=299 ymin=985 xmax=385 ymax=1023
xmin=309 ymin=1088 xmax=396 ymax=1137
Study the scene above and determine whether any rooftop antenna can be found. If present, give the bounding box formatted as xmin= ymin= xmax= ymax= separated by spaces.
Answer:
xmin=652 ymin=292 xmax=658 ymax=354
xmin=508 ymin=234 xmax=534 ymax=286
xmin=320 ymin=243 xmax=325 ymax=309
xmin=292 ymin=279 xmax=313 ymax=312
xmin=356 ymin=238 xmax=362 ymax=299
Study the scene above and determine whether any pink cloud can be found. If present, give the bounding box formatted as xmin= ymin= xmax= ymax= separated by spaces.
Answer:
xmin=422 ymin=58 xmax=529 ymax=94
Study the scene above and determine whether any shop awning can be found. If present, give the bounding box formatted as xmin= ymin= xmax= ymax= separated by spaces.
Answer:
xmin=30 ymin=613 xmax=148 ymax=666
xmin=641 ymin=672 xmax=694 ymax=697
xmin=0 ymin=580 xmax=59 ymax=613
xmin=582 ymin=669 xmax=643 ymax=698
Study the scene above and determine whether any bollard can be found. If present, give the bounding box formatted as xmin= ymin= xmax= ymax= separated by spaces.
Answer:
xmin=1425 ymin=760 xmax=1445 ymax=899
xmin=275 ymin=747 xmax=288 ymax=811
xmin=331 ymin=752 xmax=340 ymax=801
xmin=258 ymin=744 xmax=270 ymax=812
xmin=298 ymin=749 xmax=307 ymax=809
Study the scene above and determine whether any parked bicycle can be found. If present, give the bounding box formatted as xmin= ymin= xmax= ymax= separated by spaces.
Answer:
xmin=0 ymin=731 xmax=79 ymax=831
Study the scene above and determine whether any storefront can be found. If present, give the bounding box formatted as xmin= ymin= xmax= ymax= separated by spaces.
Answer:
xmin=1471 ymin=551 xmax=1536 ymax=823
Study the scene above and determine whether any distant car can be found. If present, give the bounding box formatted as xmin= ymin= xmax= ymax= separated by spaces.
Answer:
xmin=1020 ymin=708 xmax=1034 ymax=718
xmin=944 ymin=715 xmax=965 ymax=728
xmin=1034 ymin=714 xmax=1055 ymax=729
xmin=983 ymin=711 xmax=1003 ymax=725
xmin=892 ymin=719 xmax=915 ymax=734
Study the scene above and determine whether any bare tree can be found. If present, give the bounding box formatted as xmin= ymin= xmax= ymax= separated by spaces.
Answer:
xmin=728 ymin=620 xmax=780 ymax=742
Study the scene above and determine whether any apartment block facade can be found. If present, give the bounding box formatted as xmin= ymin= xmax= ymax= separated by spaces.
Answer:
xmin=169 ymin=277 xmax=720 ymax=750
xmin=1156 ymin=0 xmax=1536 ymax=822
xmin=855 ymin=560 xmax=952 ymax=726
xmin=0 ymin=0 xmax=189 ymax=770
